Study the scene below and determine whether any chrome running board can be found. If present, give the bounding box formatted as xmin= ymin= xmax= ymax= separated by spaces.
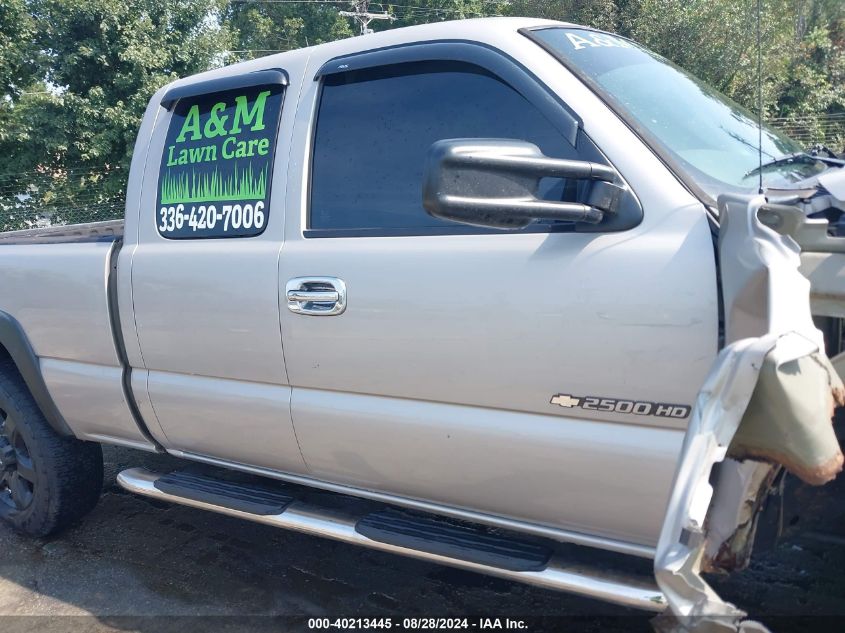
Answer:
xmin=117 ymin=467 xmax=666 ymax=612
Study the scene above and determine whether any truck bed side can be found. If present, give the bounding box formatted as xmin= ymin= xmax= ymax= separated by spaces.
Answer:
xmin=0 ymin=219 xmax=123 ymax=245
xmin=0 ymin=233 xmax=155 ymax=451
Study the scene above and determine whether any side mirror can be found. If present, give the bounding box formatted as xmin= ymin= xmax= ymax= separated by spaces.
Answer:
xmin=422 ymin=139 xmax=623 ymax=230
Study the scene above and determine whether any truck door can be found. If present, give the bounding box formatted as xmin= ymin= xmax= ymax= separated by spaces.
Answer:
xmin=280 ymin=42 xmax=719 ymax=549
xmin=128 ymin=68 xmax=307 ymax=475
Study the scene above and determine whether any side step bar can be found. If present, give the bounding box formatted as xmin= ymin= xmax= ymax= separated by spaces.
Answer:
xmin=117 ymin=468 xmax=666 ymax=612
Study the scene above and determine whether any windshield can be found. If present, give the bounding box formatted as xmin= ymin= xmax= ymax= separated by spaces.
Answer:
xmin=528 ymin=27 xmax=828 ymax=201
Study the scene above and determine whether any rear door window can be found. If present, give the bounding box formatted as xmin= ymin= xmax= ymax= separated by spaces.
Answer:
xmin=157 ymin=84 xmax=284 ymax=239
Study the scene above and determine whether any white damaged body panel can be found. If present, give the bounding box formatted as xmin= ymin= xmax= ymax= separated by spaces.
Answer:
xmin=654 ymin=193 xmax=844 ymax=630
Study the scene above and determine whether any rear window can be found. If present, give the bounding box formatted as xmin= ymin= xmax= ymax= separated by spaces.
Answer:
xmin=156 ymin=84 xmax=284 ymax=239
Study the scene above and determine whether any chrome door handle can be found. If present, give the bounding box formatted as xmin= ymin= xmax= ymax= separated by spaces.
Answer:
xmin=286 ymin=277 xmax=347 ymax=316
xmin=287 ymin=290 xmax=338 ymax=303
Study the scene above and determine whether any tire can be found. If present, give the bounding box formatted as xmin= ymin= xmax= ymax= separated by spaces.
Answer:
xmin=0 ymin=358 xmax=103 ymax=537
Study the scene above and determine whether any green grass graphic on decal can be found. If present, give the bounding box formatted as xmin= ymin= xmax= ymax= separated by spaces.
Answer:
xmin=160 ymin=163 xmax=268 ymax=204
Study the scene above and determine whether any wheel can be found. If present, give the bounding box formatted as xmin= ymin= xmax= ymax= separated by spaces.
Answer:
xmin=0 ymin=359 xmax=103 ymax=536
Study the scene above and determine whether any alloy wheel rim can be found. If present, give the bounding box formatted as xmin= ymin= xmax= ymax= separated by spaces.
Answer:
xmin=0 ymin=407 xmax=36 ymax=512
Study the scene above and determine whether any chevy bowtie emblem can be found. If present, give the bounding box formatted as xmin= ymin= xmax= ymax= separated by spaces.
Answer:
xmin=550 ymin=394 xmax=580 ymax=408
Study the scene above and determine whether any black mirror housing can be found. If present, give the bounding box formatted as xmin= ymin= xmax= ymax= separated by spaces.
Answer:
xmin=422 ymin=139 xmax=623 ymax=230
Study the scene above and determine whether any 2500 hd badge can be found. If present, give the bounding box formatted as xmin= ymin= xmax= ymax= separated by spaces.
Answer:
xmin=550 ymin=393 xmax=691 ymax=418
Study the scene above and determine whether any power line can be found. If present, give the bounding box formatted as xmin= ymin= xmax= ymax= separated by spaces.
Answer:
xmin=228 ymin=0 xmax=501 ymax=15
xmin=339 ymin=0 xmax=395 ymax=35
xmin=225 ymin=0 xmax=505 ymax=36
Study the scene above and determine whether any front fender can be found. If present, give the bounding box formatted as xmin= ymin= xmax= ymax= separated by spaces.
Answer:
xmin=654 ymin=194 xmax=843 ymax=632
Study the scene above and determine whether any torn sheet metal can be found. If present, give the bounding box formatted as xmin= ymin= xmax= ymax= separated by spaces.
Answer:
xmin=654 ymin=193 xmax=843 ymax=632
xmin=761 ymin=166 xmax=845 ymax=318
xmin=729 ymin=350 xmax=844 ymax=485
xmin=702 ymin=459 xmax=779 ymax=573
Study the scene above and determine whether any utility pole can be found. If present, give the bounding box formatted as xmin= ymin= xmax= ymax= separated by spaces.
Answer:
xmin=339 ymin=0 xmax=394 ymax=35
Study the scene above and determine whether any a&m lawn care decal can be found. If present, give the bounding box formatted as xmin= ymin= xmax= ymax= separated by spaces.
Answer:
xmin=157 ymin=84 xmax=284 ymax=238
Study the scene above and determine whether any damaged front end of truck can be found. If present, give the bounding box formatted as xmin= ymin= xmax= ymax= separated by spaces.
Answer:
xmin=654 ymin=171 xmax=845 ymax=632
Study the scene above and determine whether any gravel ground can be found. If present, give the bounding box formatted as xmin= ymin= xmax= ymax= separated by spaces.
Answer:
xmin=1 ymin=445 xmax=844 ymax=633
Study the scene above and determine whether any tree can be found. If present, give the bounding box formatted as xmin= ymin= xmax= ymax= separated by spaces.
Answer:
xmin=506 ymin=0 xmax=619 ymax=31
xmin=225 ymin=0 xmax=509 ymax=52
xmin=775 ymin=24 xmax=845 ymax=147
xmin=0 ymin=0 xmax=39 ymax=99
xmin=383 ymin=0 xmax=511 ymax=29
xmin=0 ymin=0 xmax=235 ymax=228
xmin=504 ymin=0 xmax=844 ymax=148
xmin=226 ymin=1 xmax=353 ymax=57
xmin=618 ymin=0 xmax=844 ymax=148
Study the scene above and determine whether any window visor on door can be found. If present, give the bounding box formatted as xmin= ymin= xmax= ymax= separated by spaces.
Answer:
xmin=314 ymin=41 xmax=581 ymax=148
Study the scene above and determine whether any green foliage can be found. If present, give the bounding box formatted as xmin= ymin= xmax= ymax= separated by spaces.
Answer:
xmin=25 ymin=0 xmax=232 ymax=168
xmin=503 ymin=0 xmax=845 ymax=149
xmin=775 ymin=24 xmax=845 ymax=147
xmin=382 ymin=0 xmax=511 ymax=29
xmin=506 ymin=0 xmax=619 ymax=30
xmin=0 ymin=0 xmax=39 ymax=98
xmin=0 ymin=0 xmax=235 ymax=228
xmin=225 ymin=1 xmax=352 ymax=57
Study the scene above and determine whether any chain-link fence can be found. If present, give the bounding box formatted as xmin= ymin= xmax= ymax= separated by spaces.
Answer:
xmin=0 ymin=167 xmax=127 ymax=233
xmin=769 ymin=113 xmax=845 ymax=152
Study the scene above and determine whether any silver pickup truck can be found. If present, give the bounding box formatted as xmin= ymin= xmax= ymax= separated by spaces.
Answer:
xmin=1 ymin=17 xmax=844 ymax=629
